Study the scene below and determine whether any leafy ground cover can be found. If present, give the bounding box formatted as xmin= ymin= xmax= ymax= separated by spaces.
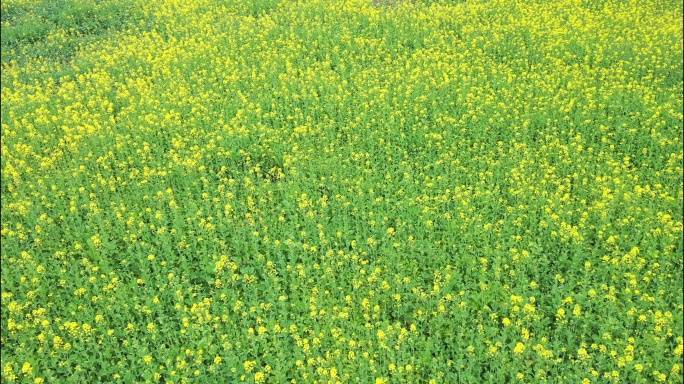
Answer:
xmin=1 ymin=0 xmax=682 ymax=382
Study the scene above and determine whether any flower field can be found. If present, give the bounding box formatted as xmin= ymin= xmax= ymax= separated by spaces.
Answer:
xmin=1 ymin=0 xmax=682 ymax=382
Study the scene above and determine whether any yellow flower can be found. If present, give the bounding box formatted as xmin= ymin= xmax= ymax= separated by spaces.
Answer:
xmin=244 ymin=360 xmax=256 ymax=372
xmin=573 ymin=304 xmax=582 ymax=317
xmin=514 ymin=342 xmax=526 ymax=355
xmin=22 ymin=362 xmax=32 ymax=376
xmin=578 ymin=348 xmax=590 ymax=359
xmin=3 ymin=363 xmax=14 ymax=377
xmin=556 ymin=308 xmax=566 ymax=320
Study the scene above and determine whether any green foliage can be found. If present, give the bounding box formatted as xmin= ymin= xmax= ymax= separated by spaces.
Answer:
xmin=1 ymin=0 xmax=682 ymax=383
xmin=1 ymin=0 xmax=143 ymax=66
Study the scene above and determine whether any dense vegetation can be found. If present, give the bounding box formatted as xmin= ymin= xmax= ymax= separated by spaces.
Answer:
xmin=2 ymin=0 xmax=682 ymax=382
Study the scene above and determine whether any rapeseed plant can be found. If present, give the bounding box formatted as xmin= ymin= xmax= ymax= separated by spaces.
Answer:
xmin=1 ymin=0 xmax=682 ymax=382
